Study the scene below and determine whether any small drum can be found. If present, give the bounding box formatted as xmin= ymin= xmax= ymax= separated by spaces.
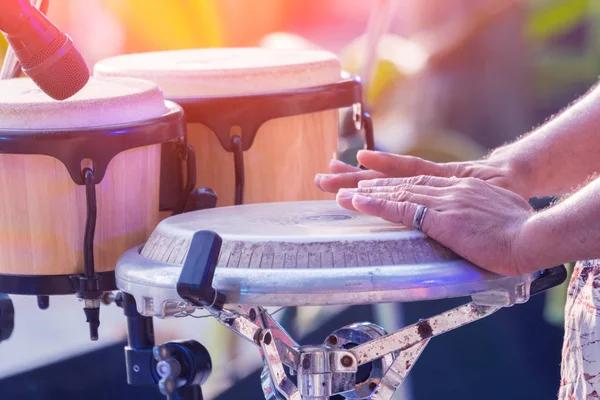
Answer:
xmin=0 ymin=76 xmax=186 ymax=339
xmin=93 ymin=48 xmax=371 ymax=208
xmin=116 ymin=200 xmax=539 ymax=317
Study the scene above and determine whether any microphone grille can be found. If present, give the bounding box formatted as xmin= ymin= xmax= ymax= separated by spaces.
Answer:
xmin=21 ymin=35 xmax=90 ymax=101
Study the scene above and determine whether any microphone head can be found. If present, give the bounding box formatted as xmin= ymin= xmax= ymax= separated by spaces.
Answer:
xmin=15 ymin=33 xmax=90 ymax=101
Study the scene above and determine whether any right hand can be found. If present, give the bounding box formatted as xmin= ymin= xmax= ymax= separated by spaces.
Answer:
xmin=315 ymin=149 xmax=532 ymax=200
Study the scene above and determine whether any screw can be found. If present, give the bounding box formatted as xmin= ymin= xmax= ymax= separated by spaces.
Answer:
xmin=302 ymin=358 xmax=311 ymax=369
xmin=341 ymin=355 xmax=353 ymax=367
xmin=326 ymin=335 xmax=338 ymax=346
xmin=264 ymin=331 xmax=272 ymax=345
xmin=417 ymin=320 xmax=433 ymax=339
xmin=133 ymin=365 xmax=140 ymax=373
xmin=248 ymin=308 xmax=257 ymax=322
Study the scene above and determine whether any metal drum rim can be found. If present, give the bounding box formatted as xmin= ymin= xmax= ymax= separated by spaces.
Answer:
xmin=116 ymin=246 xmax=538 ymax=314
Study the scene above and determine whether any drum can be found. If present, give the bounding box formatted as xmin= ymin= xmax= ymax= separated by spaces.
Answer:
xmin=0 ymin=76 xmax=186 ymax=339
xmin=114 ymin=200 xmax=566 ymax=399
xmin=116 ymin=200 xmax=539 ymax=317
xmin=93 ymin=48 xmax=371 ymax=208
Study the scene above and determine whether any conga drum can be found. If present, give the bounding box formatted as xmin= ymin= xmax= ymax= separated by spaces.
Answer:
xmin=93 ymin=48 xmax=372 ymax=208
xmin=114 ymin=200 xmax=567 ymax=399
xmin=0 ymin=76 xmax=186 ymax=340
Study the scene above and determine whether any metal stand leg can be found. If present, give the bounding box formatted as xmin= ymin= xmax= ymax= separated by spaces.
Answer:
xmin=119 ymin=293 xmax=212 ymax=400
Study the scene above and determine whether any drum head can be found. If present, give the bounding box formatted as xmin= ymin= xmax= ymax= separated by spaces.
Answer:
xmin=93 ymin=47 xmax=341 ymax=97
xmin=0 ymin=76 xmax=167 ymax=130
xmin=116 ymin=201 xmax=537 ymax=316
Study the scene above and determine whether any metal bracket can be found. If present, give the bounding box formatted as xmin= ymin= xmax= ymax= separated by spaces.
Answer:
xmin=207 ymin=303 xmax=496 ymax=399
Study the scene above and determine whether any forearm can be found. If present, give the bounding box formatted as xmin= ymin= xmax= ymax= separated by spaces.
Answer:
xmin=518 ymin=177 xmax=600 ymax=273
xmin=489 ymin=82 xmax=600 ymax=198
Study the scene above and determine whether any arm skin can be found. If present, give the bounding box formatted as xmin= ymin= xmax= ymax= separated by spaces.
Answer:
xmin=489 ymin=82 xmax=600 ymax=198
xmin=518 ymin=177 xmax=600 ymax=273
xmin=316 ymin=81 xmax=600 ymax=201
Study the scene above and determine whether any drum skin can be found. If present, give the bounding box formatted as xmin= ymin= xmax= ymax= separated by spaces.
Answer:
xmin=94 ymin=48 xmax=340 ymax=206
xmin=0 ymin=77 xmax=166 ymax=275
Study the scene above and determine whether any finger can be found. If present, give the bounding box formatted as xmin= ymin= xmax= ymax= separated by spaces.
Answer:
xmin=315 ymin=170 xmax=387 ymax=193
xmin=357 ymin=191 xmax=439 ymax=207
xmin=337 ymin=184 xmax=447 ymax=210
xmin=352 ymin=184 xmax=448 ymax=196
xmin=336 ymin=188 xmax=358 ymax=211
xmin=357 ymin=150 xmax=456 ymax=178
xmin=359 ymin=175 xmax=460 ymax=189
xmin=328 ymin=159 xmax=360 ymax=174
xmin=351 ymin=195 xmax=437 ymax=234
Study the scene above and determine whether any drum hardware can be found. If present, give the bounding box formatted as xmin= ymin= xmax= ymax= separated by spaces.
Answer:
xmin=0 ymin=102 xmax=186 ymax=341
xmin=0 ymin=294 xmax=14 ymax=345
xmin=116 ymin=291 xmax=212 ymax=400
xmin=170 ymin=75 xmax=374 ymax=205
xmin=161 ymin=141 xmax=219 ymax=215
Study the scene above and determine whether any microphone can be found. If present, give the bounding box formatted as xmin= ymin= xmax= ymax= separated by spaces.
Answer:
xmin=0 ymin=0 xmax=90 ymax=100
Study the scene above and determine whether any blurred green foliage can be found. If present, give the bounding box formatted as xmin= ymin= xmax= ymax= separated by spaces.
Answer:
xmin=527 ymin=0 xmax=600 ymax=101
xmin=527 ymin=0 xmax=592 ymax=42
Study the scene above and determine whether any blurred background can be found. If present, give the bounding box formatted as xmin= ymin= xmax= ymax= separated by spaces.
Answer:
xmin=0 ymin=0 xmax=597 ymax=398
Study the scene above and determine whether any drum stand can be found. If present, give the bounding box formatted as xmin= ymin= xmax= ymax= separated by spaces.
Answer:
xmin=123 ymin=229 xmax=565 ymax=400
xmin=115 ymin=291 xmax=212 ymax=400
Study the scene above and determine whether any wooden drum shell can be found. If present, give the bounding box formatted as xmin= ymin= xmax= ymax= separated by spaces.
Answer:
xmin=0 ymin=145 xmax=161 ymax=276
xmin=190 ymin=110 xmax=337 ymax=207
xmin=93 ymin=48 xmax=343 ymax=207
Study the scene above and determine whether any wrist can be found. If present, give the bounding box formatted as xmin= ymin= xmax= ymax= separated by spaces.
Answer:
xmin=487 ymin=145 xmax=539 ymax=199
xmin=514 ymin=211 xmax=565 ymax=275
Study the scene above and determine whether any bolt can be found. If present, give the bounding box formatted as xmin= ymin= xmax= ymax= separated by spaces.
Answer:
xmin=341 ymin=355 xmax=353 ymax=367
xmin=133 ymin=365 xmax=140 ymax=373
xmin=248 ymin=308 xmax=257 ymax=322
xmin=417 ymin=320 xmax=433 ymax=339
xmin=326 ymin=335 xmax=338 ymax=346
xmin=264 ymin=331 xmax=272 ymax=345
xmin=302 ymin=358 xmax=311 ymax=369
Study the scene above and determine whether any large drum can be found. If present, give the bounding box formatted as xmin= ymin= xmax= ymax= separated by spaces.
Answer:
xmin=0 ymin=76 xmax=186 ymax=339
xmin=94 ymin=48 xmax=369 ymax=208
xmin=117 ymin=200 xmax=540 ymax=316
xmin=114 ymin=200 xmax=566 ymax=399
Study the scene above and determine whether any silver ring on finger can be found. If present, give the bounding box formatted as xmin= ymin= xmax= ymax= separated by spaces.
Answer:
xmin=412 ymin=205 xmax=428 ymax=232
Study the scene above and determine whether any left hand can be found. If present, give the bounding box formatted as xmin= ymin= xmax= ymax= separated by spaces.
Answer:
xmin=336 ymin=176 xmax=535 ymax=276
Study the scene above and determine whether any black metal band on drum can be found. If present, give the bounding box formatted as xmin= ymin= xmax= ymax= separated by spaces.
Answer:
xmin=171 ymin=75 xmax=374 ymax=205
xmin=0 ymin=102 xmax=190 ymax=339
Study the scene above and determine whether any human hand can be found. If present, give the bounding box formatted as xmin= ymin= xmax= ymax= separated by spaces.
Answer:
xmin=315 ymin=150 xmax=533 ymax=200
xmin=337 ymin=176 xmax=535 ymax=276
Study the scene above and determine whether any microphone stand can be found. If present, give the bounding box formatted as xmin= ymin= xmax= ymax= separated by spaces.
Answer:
xmin=0 ymin=0 xmax=49 ymax=80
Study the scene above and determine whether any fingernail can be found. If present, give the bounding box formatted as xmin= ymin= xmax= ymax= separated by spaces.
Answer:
xmin=352 ymin=194 xmax=373 ymax=206
xmin=337 ymin=189 xmax=356 ymax=199
xmin=314 ymin=174 xmax=323 ymax=190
